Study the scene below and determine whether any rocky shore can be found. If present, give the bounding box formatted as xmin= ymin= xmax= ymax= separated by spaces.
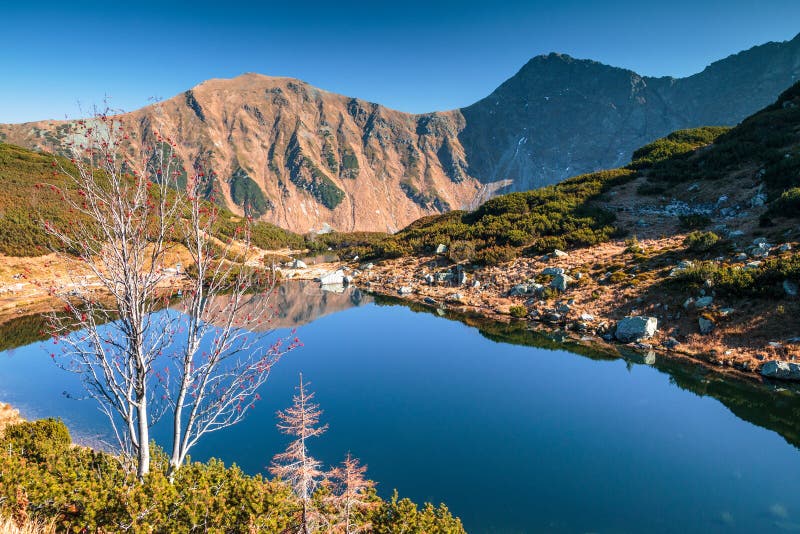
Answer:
xmin=350 ymin=236 xmax=800 ymax=382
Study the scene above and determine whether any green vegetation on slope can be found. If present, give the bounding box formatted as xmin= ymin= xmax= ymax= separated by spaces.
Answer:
xmin=0 ymin=144 xmax=92 ymax=256
xmin=637 ymin=82 xmax=800 ymax=212
xmin=1 ymin=419 xmax=464 ymax=533
xmin=670 ymin=254 xmax=800 ymax=299
xmin=0 ymin=143 xmax=307 ymax=256
xmin=359 ymin=168 xmax=634 ymax=264
xmin=229 ymin=167 xmax=272 ymax=218
xmin=630 ymin=127 xmax=731 ymax=169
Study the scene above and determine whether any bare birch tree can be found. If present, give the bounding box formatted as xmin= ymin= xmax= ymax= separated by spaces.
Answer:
xmin=165 ymin=167 xmax=298 ymax=480
xmin=44 ymin=113 xmax=183 ymax=479
xmin=271 ymin=374 xmax=328 ymax=534
xmin=44 ymin=111 xmax=296 ymax=481
xmin=326 ymin=453 xmax=377 ymax=534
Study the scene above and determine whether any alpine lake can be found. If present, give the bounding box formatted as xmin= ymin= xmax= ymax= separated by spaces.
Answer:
xmin=1 ymin=281 xmax=799 ymax=533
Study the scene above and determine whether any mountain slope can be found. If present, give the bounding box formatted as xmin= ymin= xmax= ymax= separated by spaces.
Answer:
xmin=459 ymin=33 xmax=800 ymax=190
xmin=381 ymin=81 xmax=800 ymax=259
xmin=1 ymin=33 xmax=798 ymax=232
xmin=0 ymin=75 xmax=487 ymax=234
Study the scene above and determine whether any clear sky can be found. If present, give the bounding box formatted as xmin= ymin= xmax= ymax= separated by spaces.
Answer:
xmin=1 ymin=0 xmax=798 ymax=122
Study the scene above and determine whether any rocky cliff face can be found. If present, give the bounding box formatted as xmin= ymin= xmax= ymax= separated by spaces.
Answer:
xmin=1 ymin=33 xmax=798 ymax=231
xmin=459 ymin=33 xmax=800 ymax=191
xmin=0 ymin=75 xmax=484 ymax=234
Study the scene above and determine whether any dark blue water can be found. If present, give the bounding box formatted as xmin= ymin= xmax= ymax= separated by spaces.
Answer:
xmin=1 ymin=286 xmax=800 ymax=533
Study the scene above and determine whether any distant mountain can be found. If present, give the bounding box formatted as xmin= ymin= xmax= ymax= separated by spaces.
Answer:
xmin=459 ymin=33 xmax=800 ymax=190
xmin=1 ymin=33 xmax=798 ymax=232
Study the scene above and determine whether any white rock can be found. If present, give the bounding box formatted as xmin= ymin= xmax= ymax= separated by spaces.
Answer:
xmin=319 ymin=269 xmax=345 ymax=285
xmin=615 ymin=316 xmax=658 ymax=343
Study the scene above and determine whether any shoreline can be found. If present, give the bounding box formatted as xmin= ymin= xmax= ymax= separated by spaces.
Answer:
xmin=1 ymin=241 xmax=797 ymax=389
xmin=350 ymin=237 xmax=800 ymax=384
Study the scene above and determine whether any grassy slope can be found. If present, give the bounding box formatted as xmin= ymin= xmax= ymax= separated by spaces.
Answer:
xmin=0 ymin=143 xmax=307 ymax=256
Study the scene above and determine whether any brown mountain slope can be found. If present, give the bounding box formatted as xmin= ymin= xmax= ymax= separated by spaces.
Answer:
xmin=0 ymin=74 xmax=495 ymax=234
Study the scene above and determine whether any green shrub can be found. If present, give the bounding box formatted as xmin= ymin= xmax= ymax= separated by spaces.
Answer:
xmin=229 ymin=167 xmax=272 ymax=217
xmin=1 ymin=419 xmax=71 ymax=462
xmin=670 ymin=255 xmax=800 ymax=298
xmin=770 ymin=187 xmax=800 ymax=217
xmin=0 ymin=419 xmax=465 ymax=533
xmin=447 ymin=240 xmax=476 ymax=263
xmin=684 ymin=231 xmax=721 ymax=252
xmin=630 ymin=127 xmax=730 ymax=169
xmin=509 ymin=305 xmax=528 ymax=318
xmin=475 ymin=245 xmax=517 ymax=266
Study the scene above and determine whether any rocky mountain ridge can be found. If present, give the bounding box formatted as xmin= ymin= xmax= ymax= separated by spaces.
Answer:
xmin=1 ymin=33 xmax=798 ymax=233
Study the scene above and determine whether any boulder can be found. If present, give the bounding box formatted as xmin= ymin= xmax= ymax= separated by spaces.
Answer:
xmin=553 ymin=249 xmax=569 ymax=258
xmin=319 ymin=269 xmax=345 ymax=285
xmin=760 ymin=361 xmax=800 ymax=381
xmin=694 ymin=296 xmax=714 ymax=309
xmin=424 ymin=273 xmax=435 ymax=285
xmin=509 ymin=284 xmax=532 ymax=297
xmin=542 ymin=267 xmax=565 ymax=276
xmin=398 ymin=286 xmax=413 ymax=295
xmin=288 ymin=259 xmax=308 ymax=269
xmin=614 ymin=316 xmax=658 ymax=343
xmin=435 ymin=272 xmax=454 ymax=283
xmin=435 ymin=244 xmax=448 ymax=255
xmin=698 ymin=317 xmax=715 ymax=335
xmin=551 ymin=274 xmax=573 ymax=292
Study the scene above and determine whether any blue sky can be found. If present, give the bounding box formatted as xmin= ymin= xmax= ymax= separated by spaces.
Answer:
xmin=1 ymin=0 xmax=798 ymax=122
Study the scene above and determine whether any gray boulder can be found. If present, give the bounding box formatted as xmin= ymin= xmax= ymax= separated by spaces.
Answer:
xmin=542 ymin=267 xmax=565 ymax=276
xmin=509 ymin=284 xmax=532 ymax=297
xmin=551 ymin=274 xmax=573 ymax=292
xmin=288 ymin=259 xmax=308 ymax=269
xmin=435 ymin=244 xmax=448 ymax=255
xmin=694 ymin=296 xmax=714 ymax=309
xmin=761 ymin=361 xmax=800 ymax=381
xmin=615 ymin=316 xmax=658 ymax=343
xmin=698 ymin=317 xmax=715 ymax=335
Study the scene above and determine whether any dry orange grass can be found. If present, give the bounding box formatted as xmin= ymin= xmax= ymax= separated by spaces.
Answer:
xmin=0 ymin=403 xmax=21 ymax=436
xmin=0 ymin=516 xmax=55 ymax=534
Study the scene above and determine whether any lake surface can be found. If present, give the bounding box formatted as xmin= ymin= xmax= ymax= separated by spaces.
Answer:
xmin=1 ymin=283 xmax=800 ymax=533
